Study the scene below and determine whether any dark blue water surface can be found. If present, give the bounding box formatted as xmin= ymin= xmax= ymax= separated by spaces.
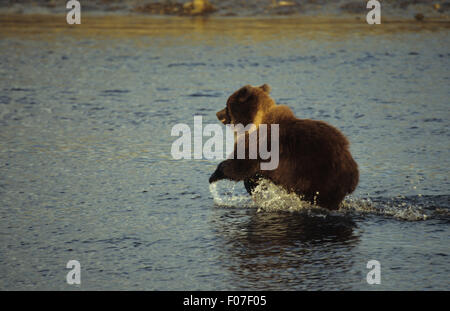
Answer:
xmin=0 ymin=18 xmax=449 ymax=290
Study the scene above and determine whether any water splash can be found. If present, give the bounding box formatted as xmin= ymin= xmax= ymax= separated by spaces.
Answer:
xmin=209 ymin=181 xmax=254 ymax=208
xmin=340 ymin=196 xmax=430 ymax=221
xmin=210 ymin=179 xmax=328 ymax=215
xmin=250 ymin=179 xmax=328 ymax=215
xmin=210 ymin=179 xmax=433 ymax=221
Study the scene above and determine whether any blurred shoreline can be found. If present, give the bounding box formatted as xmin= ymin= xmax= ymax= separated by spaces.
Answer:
xmin=0 ymin=0 xmax=449 ymax=20
xmin=1 ymin=13 xmax=449 ymax=40
xmin=1 ymin=1 xmax=449 ymax=39
xmin=0 ymin=13 xmax=450 ymax=35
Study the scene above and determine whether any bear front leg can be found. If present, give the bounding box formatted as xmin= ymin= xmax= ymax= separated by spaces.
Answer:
xmin=244 ymin=174 xmax=263 ymax=195
xmin=209 ymin=159 xmax=259 ymax=184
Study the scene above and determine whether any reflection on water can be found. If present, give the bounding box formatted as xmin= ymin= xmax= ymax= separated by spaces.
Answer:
xmin=211 ymin=209 xmax=359 ymax=290
xmin=0 ymin=16 xmax=449 ymax=290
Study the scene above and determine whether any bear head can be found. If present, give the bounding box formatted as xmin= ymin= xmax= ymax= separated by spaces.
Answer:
xmin=216 ymin=84 xmax=275 ymax=127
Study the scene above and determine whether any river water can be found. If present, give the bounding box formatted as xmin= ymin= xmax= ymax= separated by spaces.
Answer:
xmin=0 ymin=16 xmax=449 ymax=290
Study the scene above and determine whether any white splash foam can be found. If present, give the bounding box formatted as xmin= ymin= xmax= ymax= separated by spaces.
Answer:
xmin=210 ymin=179 xmax=430 ymax=221
xmin=250 ymin=179 xmax=325 ymax=214
xmin=209 ymin=181 xmax=254 ymax=208
xmin=340 ymin=196 xmax=429 ymax=221
xmin=210 ymin=179 xmax=327 ymax=215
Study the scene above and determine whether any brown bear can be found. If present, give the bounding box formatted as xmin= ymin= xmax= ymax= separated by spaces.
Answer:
xmin=209 ymin=84 xmax=359 ymax=210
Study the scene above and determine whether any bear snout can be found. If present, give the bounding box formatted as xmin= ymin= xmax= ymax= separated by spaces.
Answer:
xmin=216 ymin=108 xmax=230 ymax=124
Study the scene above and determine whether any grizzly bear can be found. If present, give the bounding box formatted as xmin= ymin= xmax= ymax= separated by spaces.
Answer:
xmin=209 ymin=84 xmax=359 ymax=210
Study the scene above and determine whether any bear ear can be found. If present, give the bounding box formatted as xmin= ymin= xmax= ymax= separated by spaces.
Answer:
xmin=260 ymin=84 xmax=271 ymax=94
xmin=237 ymin=85 xmax=253 ymax=102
